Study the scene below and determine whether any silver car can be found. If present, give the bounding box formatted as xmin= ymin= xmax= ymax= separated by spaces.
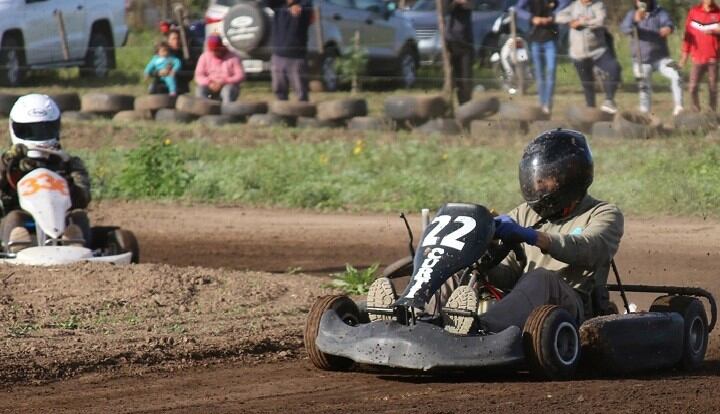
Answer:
xmin=206 ymin=0 xmax=420 ymax=90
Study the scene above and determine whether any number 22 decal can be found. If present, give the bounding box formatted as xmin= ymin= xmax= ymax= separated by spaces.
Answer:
xmin=421 ymin=215 xmax=476 ymax=250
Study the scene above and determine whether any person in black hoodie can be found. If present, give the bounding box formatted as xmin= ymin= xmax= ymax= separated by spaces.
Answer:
xmin=446 ymin=0 xmax=474 ymax=104
xmin=515 ymin=0 xmax=570 ymax=114
xmin=264 ymin=0 xmax=314 ymax=101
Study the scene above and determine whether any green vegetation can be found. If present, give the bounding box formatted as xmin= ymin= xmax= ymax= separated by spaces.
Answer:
xmin=329 ymin=264 xmax=380 ymax=295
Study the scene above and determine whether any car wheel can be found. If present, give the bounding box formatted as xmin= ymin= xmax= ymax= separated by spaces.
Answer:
xmin=304 ymin=295 xmax=359 ymax=371
xmin=81 ymin=31 xmax=112 ymax=78
xmin=0 ymin=36 xmax=24 ymax=87
xmin=399 ymin=48 xmax=417 ymax=89
xmin=320 ymin=48 xmax=339 ymax=92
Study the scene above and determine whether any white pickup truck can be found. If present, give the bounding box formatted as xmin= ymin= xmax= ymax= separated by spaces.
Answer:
xmin=0 ymin=0 xmax=128 ymax=86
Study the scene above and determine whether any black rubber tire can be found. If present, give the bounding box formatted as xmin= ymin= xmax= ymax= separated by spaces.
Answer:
xmin=414 ymin=118 xmax=462 ymax=136
xmin=470 ymin=119 xmax=528 ymax=137
xmin=112 ymin=110 xmax=153 ymax=122
xmin=107 ymin=228 xmax=140 ymax=264
xmin=80 ymin=30 xmax=113 ymax=78
xmin=498 ymin=101 xmax=549 ymax=122
xmin=198 ymin=114 xmax=238 ymax=127
xmin=48 ymin=93 xmax=81 ymax=112
xmin=384 ymin=95 xmax=447 ymax=122
xmin=612 ymin=110 xmax=661 ymax=139
xmin=247 ymin=113 xmax=296 ymax=127
xmin=175 ymin=95 xmax=221 ymax=116
xmin=673 ymin=111 xmax=718 ymax=135
xmin=565 ymin=106 xmax=613 ymax=132
xmin=134 ymin=94 xmax=177 ymax=112
xmin=591 ymin=121 xmax=620 ymax=139
xmin=296 ymin=117 xmax=344 ymax=129
xmin=270 ymin=100 xmax=317 ymax=118
xmin=0 ymin=36 xmax=25 ymax=87
xmin=347 ymin=116 xmax=392 ymax=132
xmin=649 ymin=295 xmax=709 ymax=370
xmin=523 ymin=305 xmax=581 ymax=380
xmin=382 ymin=256 xmax=413 ymax=279
xmin=527 ymin=121 xmax=570 ymax=137
xmin=61 ymin=111 xmax=99 ymax=122
xmin=319 ymin=47 xmax=339 ymax=92
xmin=221 ymin=100 xmax=268 ymax=117
xmin=304 ymin=295 xmax=360 ymax=371
xmin=455 ymin=97 xmax=500 ymax=127
xmin=316 ymin=98 xmax=368 ymax=121
xmin=81 ymin=93 xmax=135 ymax=114
xmin=221 ymin=3 xmax=269 ymax=54
xmin=0 ymin=93 xmax=19 ymax=116
xmin=154 ymin=108 xmax=198 ymax=124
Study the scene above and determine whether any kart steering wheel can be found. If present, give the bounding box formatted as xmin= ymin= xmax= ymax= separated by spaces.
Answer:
xmin=478 ymin=239 xmax=527 ymax=273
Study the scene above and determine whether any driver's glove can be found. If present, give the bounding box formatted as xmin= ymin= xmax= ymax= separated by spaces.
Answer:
xmin=1 ymin=143 xmax=28 ymax=166
xmin=493 ymin=215 xmax=538 ymax=246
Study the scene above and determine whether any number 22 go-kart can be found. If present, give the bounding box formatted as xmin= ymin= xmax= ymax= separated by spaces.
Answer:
xmin=304 ymin=203 xmax=716 ymax=379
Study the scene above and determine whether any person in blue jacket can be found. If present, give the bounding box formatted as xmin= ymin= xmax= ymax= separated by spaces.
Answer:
xmin=144 ymin=42 xmax=182 ymax=96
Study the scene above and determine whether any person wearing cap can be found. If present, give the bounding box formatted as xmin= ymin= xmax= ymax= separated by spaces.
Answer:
xmin=194 ymin=34 xmax=246 ymax=103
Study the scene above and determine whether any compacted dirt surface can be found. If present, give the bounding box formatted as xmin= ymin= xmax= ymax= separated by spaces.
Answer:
xmin=0 ymin=202 xmax=719 ymax=413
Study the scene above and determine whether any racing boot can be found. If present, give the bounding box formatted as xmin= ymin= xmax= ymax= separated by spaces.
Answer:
xmin=366 ymin=277 xmax=397 ymax=321
xmin=444 ymin=285 xmax=478 ymax=335
xmin=7 ymin=227 xmax=31 ymax=253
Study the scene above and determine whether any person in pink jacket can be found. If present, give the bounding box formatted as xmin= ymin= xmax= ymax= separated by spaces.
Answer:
xmin=194 ymin=34 xmax=245 ymax=103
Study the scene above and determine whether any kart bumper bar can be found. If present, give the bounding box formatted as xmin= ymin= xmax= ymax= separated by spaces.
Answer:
xmin=316 ymin=311 xmax=525 ymax=371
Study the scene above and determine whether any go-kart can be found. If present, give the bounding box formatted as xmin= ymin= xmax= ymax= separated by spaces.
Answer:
xmin=0 ymin=149 xmax=139 ymax=266
xmin=304 ymin=203 xmax=716 ymax=379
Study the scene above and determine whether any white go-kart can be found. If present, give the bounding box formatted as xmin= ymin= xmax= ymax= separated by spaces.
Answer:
xmin=0 ymin=151 xmax=138 ymax=266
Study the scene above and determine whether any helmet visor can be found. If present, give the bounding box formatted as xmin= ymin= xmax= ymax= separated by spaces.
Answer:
xmin=11 ymin=119 xmax=60 ymax=141
xmin=519 ymin=156 xmax=568 ymax=204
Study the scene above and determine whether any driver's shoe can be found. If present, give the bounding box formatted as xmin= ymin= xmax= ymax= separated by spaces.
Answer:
xmin=8 ymin=227 xmax=31 ymax=253
xmin=367 ymin=277 xmax=397 ymax=321
xmin=444 ymin=285 xmax=478 ymax=335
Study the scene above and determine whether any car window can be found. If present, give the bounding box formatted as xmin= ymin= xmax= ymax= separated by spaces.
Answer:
xmin=411 ymin=0 xmax=435 ymax=11
xmin=26 ymin=0 xmax=48 ymax=3
xmin=326 ymin=0 xmax=354 ymax=8
xmin=355 ymin=0 xmax=383 ymax=12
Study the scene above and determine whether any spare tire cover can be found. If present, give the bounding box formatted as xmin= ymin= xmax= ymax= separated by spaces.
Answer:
xmin=222 ymin=3 xmax=269 ymax=54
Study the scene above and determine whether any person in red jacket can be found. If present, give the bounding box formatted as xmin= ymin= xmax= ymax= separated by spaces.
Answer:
xmin=680 ymin=0 xmax=720 ymax=111
xmin=194 ymin=34 xmax=245 ymax=103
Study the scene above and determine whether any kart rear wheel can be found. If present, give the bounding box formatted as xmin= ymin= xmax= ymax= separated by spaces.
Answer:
xmin=304 ymin=295 xmax=360 ymax=371
xmin=649 ymin=295 xmax=708 ymax=370
xmin=108 ymin=229 xmax=140 ymax=264
xmin=381 ymin=256 xmax=413 ymax=279
xmin=523 ymin=305 xmax=580 ymax=380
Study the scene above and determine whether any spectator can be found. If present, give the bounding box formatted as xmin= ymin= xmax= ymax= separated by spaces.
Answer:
xmin=555 ymin=0 xmax=622 ymax=114
xmin=621 ymin=0 xmax=683 ymax=115
xmin=264 ymin=0 xmax=314 ymax=101
xmin=194 ymin=34 xmax=246 ymax=103
xmin=680 ymin=0 xmax=720 ymax=112
xmin=515 ymin=0 xmax=571 ymax=115
xmin=446 ymin=0 xmax=474 ymax=104
xmin=144 ymin=42 xmax=182 ymax=96
xmin=165 ymin=28 xmax=198 ymax=95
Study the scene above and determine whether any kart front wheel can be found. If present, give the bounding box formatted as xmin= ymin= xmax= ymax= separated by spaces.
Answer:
xmin=649 ymin=295 xmax=708 ymax=370
xmin=304 ymin=295 xmax=360 ymax=371
xmin=523 ymin=305 xmax=580 ymax=380
xmin=108 ymin=229 xmax=140 ymax=264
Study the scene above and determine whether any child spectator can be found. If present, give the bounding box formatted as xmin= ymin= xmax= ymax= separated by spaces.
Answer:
xmin=144 ymin=42 xmax=182 ymax=96
xmin=680 ymin=0 xmax=720 ymax=111
xmin=194 ymin=34 xmax=245 ymax=103
xmin=621 ymin=0 xmax=683 ymax=115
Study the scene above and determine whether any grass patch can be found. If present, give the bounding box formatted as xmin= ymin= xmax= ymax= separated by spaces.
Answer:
xmin=329 ymin=264 xmax=380 ymax=295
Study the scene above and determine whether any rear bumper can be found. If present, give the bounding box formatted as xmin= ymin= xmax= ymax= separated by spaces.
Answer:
xmin=316 ymin=310 xmax=525 ymax=371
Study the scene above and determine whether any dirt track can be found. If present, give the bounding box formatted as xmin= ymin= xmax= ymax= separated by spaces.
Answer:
xmin=1 ymin=202 xmax=719 ymax=413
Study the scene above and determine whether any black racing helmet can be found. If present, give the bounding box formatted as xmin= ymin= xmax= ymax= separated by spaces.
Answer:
xmin=519 ymin=129 xmax=594 ymax=219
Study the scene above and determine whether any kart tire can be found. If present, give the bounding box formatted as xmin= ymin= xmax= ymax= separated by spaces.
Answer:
xmin=296 ymin=117 xmax=344 ymax=129
xmin=455 ymin=97 xmax=500 ymax=128
xmin=382 ymin=256 xmax=413 ymax=279
xmin=612 ymin=110 xmax=661 ymax=139
xmin=81 ymin=93 xmax=135 ymax=114
xmin=347 ymin=116 xmax=393 ymax=132
xmin=175 ymin=95 xmax=221 ymax=116
xmin=134 ymin=94 xmax=177 ymax=112
xmin=270 ymin=100 xmax=317 ymax=118
xmin=221 ymin=100 xmax=268 ymax=118
xmin=316 ymin=98 xmax=368 ymax=122
xmin=155 ymin=108 xmax=198 ymax=124
xmin=498 ymin=101 xmax=549 ymax=122
xmin=304 ymin=295 xmax=360 ymax=371
xmin=649 ymin=295 xmax=708 ymax=370
xmin=113 ymin=110 xmax=153 ymax=122
xmin=198 ymin=114 xmax=236 ymax=127
xmin=221 ymin=3 xmax=269 ymax=54
xmin=61 ymin=111 xmax=99 ymax=122
xmin=469 ymin=119 xmax=528 ymax=138
xmin=527 ymin=120 xmax=570 ymax=137
xmin=673 ymin=111 xmax=718 ymax=135
xmin=384 ymin=95 xmax=447 ymax=122
xmin=414 ymin=118 xmax=462 ymax=136
xmin=565 ymin=106 xmax=612 ymax=132
xmin=48 ymin=93 xmax=81 ymax=112
xmin=591 ymin=121 xmax=620 ymax=139
xmin=247 ymin=113 xmax=296 ymax=127
xmin=107 ymin=228 xmax=140 ymax=264
xmin=0 ymin=93 xmax=19 ymax=116
xmin=523 ymin=305 xmax=581 ymax=380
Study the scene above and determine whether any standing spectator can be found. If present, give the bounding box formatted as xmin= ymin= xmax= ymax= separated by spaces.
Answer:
xmin=194 ymin=35 xmax=246 ymax=103
xmin=446 ymin=0 xmax=474 ymax=105
xmin=165 ymin=28 xmax=198 ymax=95
xmin=515 ymin=0 xmax=571 ymax=115
xmin=680 ymin=0 xmax=720 ymax=112
xmin=621 ymin=0 xmax=683 ymax=115
xmin=264 ymin=0 xmax=314 ymax=101
xmin=144 ymin=42 xmax=182 ymax=96
xmin=555 ymin=0 xmax=622 ymax=114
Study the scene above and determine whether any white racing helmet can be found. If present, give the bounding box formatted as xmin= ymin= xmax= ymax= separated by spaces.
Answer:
xmin=8 ymin=94 xmax=61 ymax=159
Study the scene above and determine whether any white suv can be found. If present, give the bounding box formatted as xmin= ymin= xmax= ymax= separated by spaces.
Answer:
xmin=0 ymin=0 xmax=128 ymax=86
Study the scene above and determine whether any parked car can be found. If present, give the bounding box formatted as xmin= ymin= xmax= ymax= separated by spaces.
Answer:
xmin=0 ymin=0 xmax=128 ymax=86
xmin=205 ymin=0 xmax=420 ymax=90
